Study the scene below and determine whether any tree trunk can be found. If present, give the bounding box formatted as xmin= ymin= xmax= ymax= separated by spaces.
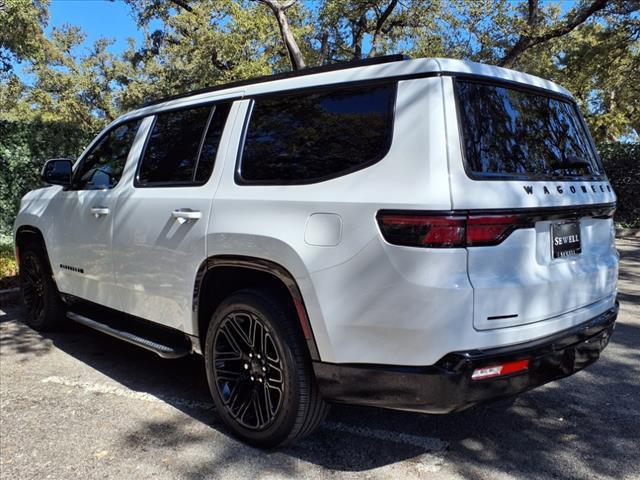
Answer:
xmin=257 ymin=0 xmax=306 ymax=70
xmin=500 ymin=38 xmax=530 ymax=69
xmin=318 ymin=30 xmax=329 ymax=65
xmin=368 ymin=0 xmax=399 ymax=58
xmin=273 ymin=6 xmax=306 ymax=69
xmin=352 ymin=13 xmax=367 ymax=60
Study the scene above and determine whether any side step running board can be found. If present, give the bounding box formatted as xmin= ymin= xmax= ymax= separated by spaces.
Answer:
xmin=67 ymin=311 xmax=192 ymax=359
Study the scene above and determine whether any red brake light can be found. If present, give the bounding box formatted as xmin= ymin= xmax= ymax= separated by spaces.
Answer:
xmin=377 ymin=214 xmax=466 ymax=248
xmin=377 ymin=212 xmax=530 ymax=248
xmin=466 ymin=215 xmax=519 ymax=246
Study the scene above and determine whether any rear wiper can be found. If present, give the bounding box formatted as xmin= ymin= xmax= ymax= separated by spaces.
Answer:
xmin=550 ymin=155 xmax=593 ymax=176
xmin=563 ymin=154 xmax=593 ymax=173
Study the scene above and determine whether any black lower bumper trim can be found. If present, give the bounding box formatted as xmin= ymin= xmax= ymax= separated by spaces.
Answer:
xmin=314 ymin=303 xmax=618 ymax=413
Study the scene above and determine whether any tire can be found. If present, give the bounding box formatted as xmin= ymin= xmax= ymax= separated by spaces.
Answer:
xmin=204 ymin=289 xmax=328 ymax=448
xmin=19 ymin=241 xmax=64 ymax=331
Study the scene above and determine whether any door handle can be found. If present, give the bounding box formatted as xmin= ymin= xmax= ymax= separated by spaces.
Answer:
xmin=172 ymin=209 xmax=201 ymax=224
xmin=91 ymin=207 xmax=110 ymax=218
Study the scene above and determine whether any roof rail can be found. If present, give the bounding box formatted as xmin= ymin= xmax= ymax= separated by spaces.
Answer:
xmin=140 ymin=54 xmax=411 ymax=108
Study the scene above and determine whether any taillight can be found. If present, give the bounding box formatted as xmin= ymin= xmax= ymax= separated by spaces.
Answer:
xmin=466 ymin=215 xmax=520 ymax=246
xmin=377 ymin=212 xmax=531 ymax=248
xmin=376 ymin=214 xmax=466 ymax=248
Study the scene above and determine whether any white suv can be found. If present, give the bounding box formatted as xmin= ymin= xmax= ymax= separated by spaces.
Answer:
xmin=13 ymin=55 xmax=619 ymax=448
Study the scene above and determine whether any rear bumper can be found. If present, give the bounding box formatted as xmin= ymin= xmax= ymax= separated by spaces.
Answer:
xmin=313 ymin=303 xmax=618 ymax=413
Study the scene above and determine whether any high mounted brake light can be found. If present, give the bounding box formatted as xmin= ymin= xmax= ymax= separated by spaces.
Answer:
xmin=377 ymin=212 xmax=531 ymax=248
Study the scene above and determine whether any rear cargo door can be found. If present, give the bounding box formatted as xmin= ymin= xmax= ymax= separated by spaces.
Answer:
xmin=444 ymin=77 xmax=618 ymax=330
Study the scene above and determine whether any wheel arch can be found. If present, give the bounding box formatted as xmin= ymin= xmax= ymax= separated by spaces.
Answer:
xmin=193 ymin=255 xmax=320 ymax=361
xmin=14 ymin=225 xmax=54 ymax=275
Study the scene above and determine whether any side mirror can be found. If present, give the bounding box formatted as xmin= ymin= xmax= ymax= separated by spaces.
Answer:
xmin=41 ymin=158 xmax=73 ymax=187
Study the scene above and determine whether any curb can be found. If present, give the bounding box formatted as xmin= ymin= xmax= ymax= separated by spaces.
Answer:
xmin=0 ymin=287 xmax=20 ymax=305
xmin=616 ymin=228 xmax=640 ymax=238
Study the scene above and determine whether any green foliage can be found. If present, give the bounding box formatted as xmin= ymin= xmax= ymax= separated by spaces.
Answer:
xmin=1 ymin=0 xmax=638 ymax=140
xmin=0 ymin=121 xmax=95 ymax=235
xmin=0 ymin=240 xmax=18 ymax=285
xmin=514 ymin=21 xmax=640 ymax=143
xmin=598 ymin=142 xmax=640 ymax=228
xmin=2 ymin=25 xmax=124 ymax=128
xmin=315 ymin=0 xmax=441 ymax=61
xmin=0 ymin=0 xmax=49 ymax=77
xmin=0 ymin=0 xmax=638 ymax=232
xmin=117 ymin=0 xmax=299 ymax=109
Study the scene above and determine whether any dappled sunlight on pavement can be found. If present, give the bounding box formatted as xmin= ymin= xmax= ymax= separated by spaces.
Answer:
xmin=1 ymin=239 xmax=639 ymax=479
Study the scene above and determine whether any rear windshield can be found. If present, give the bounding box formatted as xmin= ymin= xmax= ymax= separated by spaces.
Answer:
xmin=455 ymin=80 xmax=603 ymax=180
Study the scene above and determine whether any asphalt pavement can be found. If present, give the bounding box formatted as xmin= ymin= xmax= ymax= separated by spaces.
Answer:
xmin=1 ymin=239 xmax=639 ymax=479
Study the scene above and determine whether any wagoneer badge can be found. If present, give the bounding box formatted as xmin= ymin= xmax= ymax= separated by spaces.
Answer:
xmin=523 ymin=184 xmax=612 ymax=195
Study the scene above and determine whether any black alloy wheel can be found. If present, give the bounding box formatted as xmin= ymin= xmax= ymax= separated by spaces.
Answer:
xmin=205 ymin=289 xmax=328 ymax=448
xmin=213 ymin=310 xmax=284 ymax=430
xmin=19 ymin=242 xmax=64 ymax=330
xmin=21 ymin=250 xmax=46 ymax=321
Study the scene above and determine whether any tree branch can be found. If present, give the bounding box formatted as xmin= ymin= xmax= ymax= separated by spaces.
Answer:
xmin=255 ymin=0 xmax=306 ymax=69
xmin=168 ymin=0 xmax=193 ymax=13
xmin=500 ymin=0 xmax=609 ymax=68
xmin=318 ymin=30 xmax=330 ymax=65
xmin=369 ymin=0 xmax=399 ymax=57
xmin=527 ymin=0 xmax=539 ymax=25
xmin=280 ymin=0 xmax=296 ymax=10
xmin=211 ymin=47 xmax=235 ymax=71
xmin=351 ymin=12 xmax=368 ymax=59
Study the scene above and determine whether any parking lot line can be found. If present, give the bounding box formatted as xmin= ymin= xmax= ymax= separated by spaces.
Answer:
xmin=41 ymin=375 xmax=448 ymax=453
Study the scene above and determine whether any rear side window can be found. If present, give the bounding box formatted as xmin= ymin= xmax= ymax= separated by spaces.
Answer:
xmin=456 ymin=80 xmax=602 ymax=180
xmin=137 ymin=103 xmax=231 ymax=186
xmin=239 ymin=83 xmax=395 ymax=184
xmin=73 ymin=119 xmax=141 ymax=190
xmin=195 ymin=103 xmax=232 ymax=183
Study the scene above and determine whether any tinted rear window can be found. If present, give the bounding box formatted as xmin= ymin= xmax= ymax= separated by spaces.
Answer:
xmin=138 ymin=106 xmax=210 ymax=184
xmin=456 ymin=81 xmax=602 ymax=179
xmin=239 ymin=83 xmax=395 ymax=184
xmin=194 ymin=103 xmax=232 ymax=183
xmin=137 ymin=104 xmax=226 ymax=186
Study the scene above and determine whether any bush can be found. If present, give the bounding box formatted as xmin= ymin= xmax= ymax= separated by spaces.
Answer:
xmin=598 ymin=142 xmax=640 ymax=228
xmin=0 ymin=121 xmax=95 ymax=235
xmin=0 ymin=239 xmax=18 ymax=287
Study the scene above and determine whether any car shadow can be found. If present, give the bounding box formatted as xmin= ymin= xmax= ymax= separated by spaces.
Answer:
xmin=1 ymin=303 xmax=639 ymax=478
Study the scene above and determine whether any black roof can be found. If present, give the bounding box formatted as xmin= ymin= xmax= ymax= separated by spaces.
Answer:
xmin=141 ymin=54 xmax=410 ymax=108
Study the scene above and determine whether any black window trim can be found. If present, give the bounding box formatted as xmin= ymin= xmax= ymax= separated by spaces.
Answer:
xmin=70 ymin=118 xmax=142 ymax=191
xmin=91 ymin=71 xmax=593 ymax=187
xmin=133 ymin=101 xmax=230 ymax=189
xmin=452 ymin=77 xmax=607 ymax=183
xmin=102 ymin=71 xmax=578 ymax=139
xmin=106 ymin=70 xmax=577 ymax=131
xmin=234 ymin=80 xmax=398 ymax=186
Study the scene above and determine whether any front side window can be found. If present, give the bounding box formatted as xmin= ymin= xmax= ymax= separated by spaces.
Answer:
xmin=73 ymin=120 xmax=141 ymax=190
xmin=456 ymin=80 xmax=602 ymax=180
xmin=137 ymin=103 xmax=231 ymax=186
xmin=239 ymin=83 xmax=396 ymax=184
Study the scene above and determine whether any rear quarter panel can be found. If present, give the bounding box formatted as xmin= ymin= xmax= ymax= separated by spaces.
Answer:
xmin=207 ymin=78 xmax=456 ymax=364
